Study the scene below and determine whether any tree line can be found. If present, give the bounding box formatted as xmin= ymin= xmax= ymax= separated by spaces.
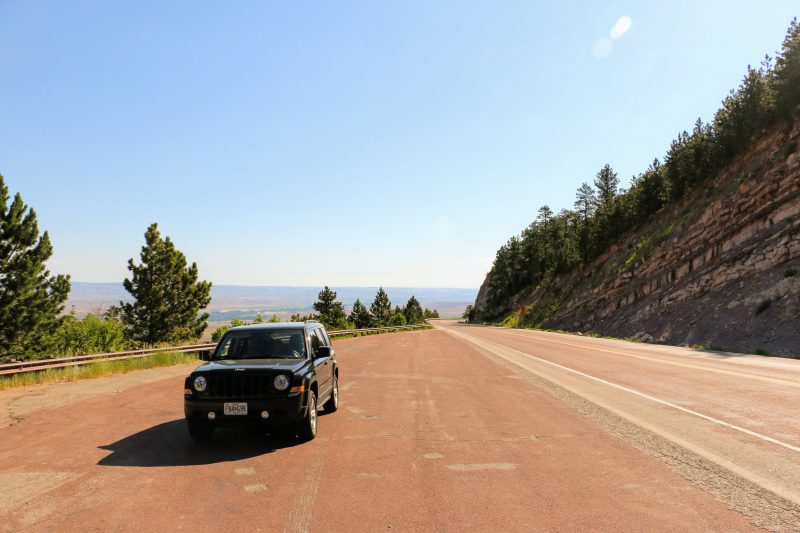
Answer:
xmin=474 ymin=19 xmax=800 ymax=321
xmin=0 ymin=190 xmax=213 ymax=362
xmin=211 ymin=286 xmax=439 ymax=341
xmin=307 ymin=286 xmax=438 ymax=330
xmin=0 ymin=175 xmax=438 ymax=361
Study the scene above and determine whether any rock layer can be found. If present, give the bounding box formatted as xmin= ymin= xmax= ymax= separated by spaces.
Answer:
xmin=476 ymin=118 xmax=800 ymax=356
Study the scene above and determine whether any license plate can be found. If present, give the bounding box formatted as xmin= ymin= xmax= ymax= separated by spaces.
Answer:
xmin=223 ymin=402 xmax=248 ymax=416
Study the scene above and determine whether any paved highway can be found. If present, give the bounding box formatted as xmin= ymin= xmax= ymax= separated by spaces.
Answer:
xmin=0 ymin=323 xmax=797 ymax=531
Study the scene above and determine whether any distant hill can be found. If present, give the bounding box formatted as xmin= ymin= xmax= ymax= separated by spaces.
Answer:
xmin=67 ymin=282 xmax=476 ymax=320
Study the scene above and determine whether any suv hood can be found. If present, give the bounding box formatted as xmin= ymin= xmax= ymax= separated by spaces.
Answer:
xmin=193 ymin=359 xmax=309 ymax=373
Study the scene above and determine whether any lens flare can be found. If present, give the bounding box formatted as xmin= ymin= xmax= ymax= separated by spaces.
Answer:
xmin=610 ymin=16 xmax=632 ymax=39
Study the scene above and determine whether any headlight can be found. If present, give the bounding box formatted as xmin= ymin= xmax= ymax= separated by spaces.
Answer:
xmin=193 ymin=376 xmax=207 ymax=392
xmin=274 ymin=374 xmax=290 ymax=391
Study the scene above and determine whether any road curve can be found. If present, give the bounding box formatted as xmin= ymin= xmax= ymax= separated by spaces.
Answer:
xmin=0 ymin=327 xmax=782 ymax=531
xmin=435 ymin=320 xmax=800 ymax=530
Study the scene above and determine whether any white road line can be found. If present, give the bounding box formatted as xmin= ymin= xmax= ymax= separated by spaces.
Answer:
xmin=447 ymin=327 xmax=800 ymax=455
xmin=487 ymin=328 xmax=800 ymax=387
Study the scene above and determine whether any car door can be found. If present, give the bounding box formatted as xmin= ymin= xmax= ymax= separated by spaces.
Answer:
xmin=319 ymin=327 xmax=336 ymax=386
xmin=310 ymin=328 xmax=331 ymax=400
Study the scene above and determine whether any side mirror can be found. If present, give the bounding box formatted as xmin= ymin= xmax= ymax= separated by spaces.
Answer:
xmin=198 ymin=349 xmax=212 ymax=361
xmin=317 ymin=346 xmax=331 ymax=359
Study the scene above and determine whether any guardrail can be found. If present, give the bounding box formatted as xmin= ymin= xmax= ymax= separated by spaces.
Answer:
xmin=0 ymin=323 xmax=431 ymax=377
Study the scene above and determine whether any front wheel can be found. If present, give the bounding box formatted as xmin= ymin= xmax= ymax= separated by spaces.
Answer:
xmin=298 ymin=391 xmax=318 ymax=441
xmin=323 ymin=375 xmax=339 ymax=413
xmin=187 ymin=419 xmax=214 ymax=442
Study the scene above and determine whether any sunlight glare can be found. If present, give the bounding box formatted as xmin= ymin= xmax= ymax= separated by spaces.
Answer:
xmin=610 ymin=16 xmax=632 ymax=39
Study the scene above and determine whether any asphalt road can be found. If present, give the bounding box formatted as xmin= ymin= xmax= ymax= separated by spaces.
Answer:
xmin=1 ymin=323 xmax=796 ymax=531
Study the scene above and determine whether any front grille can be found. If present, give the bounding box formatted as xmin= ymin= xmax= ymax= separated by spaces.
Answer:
xmin=202 ymin=372 xmax=281 ymax=400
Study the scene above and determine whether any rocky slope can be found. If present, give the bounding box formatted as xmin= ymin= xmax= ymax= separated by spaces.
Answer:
xmin=475 ymin=118 xmax=800 ymax=356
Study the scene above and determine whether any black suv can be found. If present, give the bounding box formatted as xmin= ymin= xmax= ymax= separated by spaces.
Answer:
xmin=183 ymin=321 xmax=339 ymax=442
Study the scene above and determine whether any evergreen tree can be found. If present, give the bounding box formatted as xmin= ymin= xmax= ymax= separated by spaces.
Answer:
xmin=349 ymin=298 xmax=372 ymax=329
xmin=0 ymin=176 xmax=71 ymax=360
xmin=574 ymin=182 xmax=596 ymax=263
xmin=403 ymin=295 xmax=424 ymax=324
xmin=370 ymin=287 xmax=392 ymax=326
xmin=772 ymin=18 xmax=800 ymax=119
xmin=537 ymin=206 xmax=554 ymax=272
xmin=574 ymin=183 xmax=596 ymax=222
xmin=120 ymin=223 xmax=212 ymax=344
xmin=269 ymin=313 xmax=280 ymax=323
xmin=593 ymin=164 xmax=619 ymax=208
xmin=313 ymin=286 xmax=348 ymax=329
xmin=423 ymin=308 xmax=439 ymax=319
xmin=254 ymin=313 xmax=264 ymax=323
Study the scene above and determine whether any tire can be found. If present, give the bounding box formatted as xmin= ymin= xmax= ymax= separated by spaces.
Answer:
xmin=298 ymin=391 xmax=318 ymax=441
xmin=187 ymin=419 xmax=214 ymax=442
xmin=323 ymin=375 xmax=339 ymax=413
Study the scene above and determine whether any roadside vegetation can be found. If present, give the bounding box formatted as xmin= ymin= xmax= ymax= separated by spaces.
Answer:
xmin=474 ymin=19 xmax=800 ymax=325
xmin=0 ymin=211 xmax=213 ymax=363
xmin=210 ymin=286 xmax=439 ymax=340
xmin=0 ymin=350 xmax=197 ymax=391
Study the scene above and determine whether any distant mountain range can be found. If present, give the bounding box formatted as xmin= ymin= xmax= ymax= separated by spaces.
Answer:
xmin=67 ymin=282 xmax=477 ymax=320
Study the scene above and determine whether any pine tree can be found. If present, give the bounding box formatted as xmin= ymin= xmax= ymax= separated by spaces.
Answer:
xmin=370 ymin=287 xmax=392 ymax=326
xmin=537 ymin=206 xmax=554 ymax=271
xmin=593 ymin=164 xmax=619 ymax=208
xmin=574 ymin=183 xmax=596 ymax=222
xmin=772 ymin=18 xmax=800 ymax=118
xmin=423 ymin=308 xmax=439 ymax=319
xmin=349 ymin=298 xmax=372 ymax=329
xmin=120 ymin=223 xmax=212 ymax=344
xmin=574 ymin=182 xmax=596 ymax=263
xmin=0 ymin=175 xmax=71 ymax=360
xmin=313 ymin=286 xmax=348 ymax=329
xmin=403 ymin=295 xmax=424 ymax=324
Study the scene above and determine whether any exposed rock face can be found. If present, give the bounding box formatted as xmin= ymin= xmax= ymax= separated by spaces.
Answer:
xmin=476 ymin=118 xmax=800 ymax=356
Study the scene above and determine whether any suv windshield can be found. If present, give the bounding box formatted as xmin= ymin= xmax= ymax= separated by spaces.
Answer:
xmin=214 ymin=329 xmax=306 ymax=360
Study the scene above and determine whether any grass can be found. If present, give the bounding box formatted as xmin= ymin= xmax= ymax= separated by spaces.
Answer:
xmin=0 ymin=326 xmax=434 ymax=391
xmin=332 ymin=325 xmax=433 ymax=340
xmin=0 ymin=351 xmax=198 ymax=391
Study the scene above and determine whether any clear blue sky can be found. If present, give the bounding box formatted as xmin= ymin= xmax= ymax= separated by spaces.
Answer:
xmin=1 ymin=1 xmax=796 ymax=288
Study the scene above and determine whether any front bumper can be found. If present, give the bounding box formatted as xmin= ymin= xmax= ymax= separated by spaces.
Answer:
xmin=184 ymin=394 xmax=308 ymax=426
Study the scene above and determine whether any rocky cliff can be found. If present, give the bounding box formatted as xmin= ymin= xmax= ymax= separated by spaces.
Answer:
xmin=475 ymin=118 xmax=800 ymax=356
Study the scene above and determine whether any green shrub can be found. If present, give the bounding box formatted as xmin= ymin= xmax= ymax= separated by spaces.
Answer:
xmin=44 ymin=314 xmax=131 ymax=356
xmin=784 ymin=267 xmax=798 ymax=277
xmin=755 ymin=298 xmax=772 ymax=315
xmin=389 ymin=311 xmax=407 ymax=326
xmin=211 ymin=326 xmax=229 ymax=342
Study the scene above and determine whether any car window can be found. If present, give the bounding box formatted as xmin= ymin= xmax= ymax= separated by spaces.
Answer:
xmin=215 ymin=329 xmax=306 ymax=359
xmin=318 ymin=328 xmax=331 ymax=347
xmin=309 ymin=329 xmax=324 ymax=356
